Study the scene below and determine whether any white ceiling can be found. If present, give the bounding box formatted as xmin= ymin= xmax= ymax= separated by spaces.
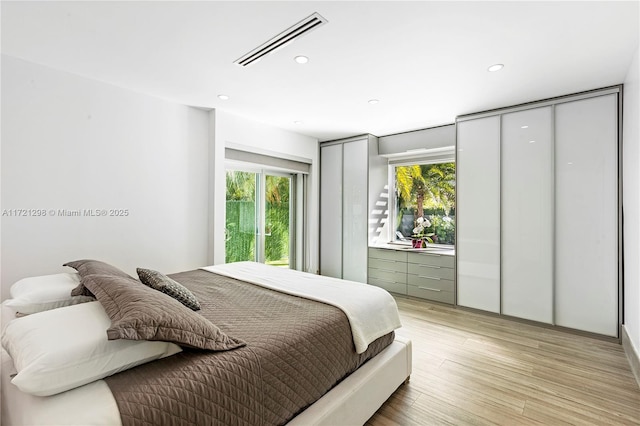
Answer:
xmin=2 ymin=1 xmax=638 ymax=141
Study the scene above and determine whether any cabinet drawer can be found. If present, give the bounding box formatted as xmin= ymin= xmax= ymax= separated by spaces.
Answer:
xmin=368 ymin=248 xmax=407 ymax=262
xmin=368 ymin=257 xmax=407 ymax=273
xmin=368 ymin=267 xmax=406 ymax=283
xmin=368 ymin=277 xmax=407 ymax=295
xmin=407 ymin=263 xmax=454 ymax=280
xmin=407 ymin=252 xmax=454 ymax=268
xmin=407 ymin=285 xmax=454 ymax=304
xmin=407 ymin=275 xmax=454 ymax=292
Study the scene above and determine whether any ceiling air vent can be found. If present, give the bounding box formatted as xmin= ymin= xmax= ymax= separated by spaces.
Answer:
xmin=234 ymin=12 xmax=327 ymax=67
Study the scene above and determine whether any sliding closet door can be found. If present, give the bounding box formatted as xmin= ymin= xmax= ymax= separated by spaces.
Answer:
xmin=320 ymin=144 xmax=343 ymax=279
xmin=342 ymin=139 xmax=368 ymax=282
xmin=555 ymin=94 xmax=618 ymax=336
xmin=501 ymin=107 xmax=554 ymax=323
xmin=456 ymin=116 xmax=501 ymax=313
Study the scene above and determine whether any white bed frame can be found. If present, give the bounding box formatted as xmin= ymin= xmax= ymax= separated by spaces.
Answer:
xmin=289 ymin=334 xmax=412 ymax=425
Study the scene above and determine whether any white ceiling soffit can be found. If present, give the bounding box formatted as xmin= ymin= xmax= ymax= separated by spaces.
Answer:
xmin=234 ymin=12 xmax=327 ymax=67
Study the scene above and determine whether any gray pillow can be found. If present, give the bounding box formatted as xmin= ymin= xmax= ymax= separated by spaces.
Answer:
xmin=136 ymin=268 xmax=200 ymax=311
xmin=82 ymin=274 xmax=245 ymax=351
xmin=63 ymin=260 xmax=132 ymax=297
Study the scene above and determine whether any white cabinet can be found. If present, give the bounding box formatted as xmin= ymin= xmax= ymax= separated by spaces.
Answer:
xmin=319 ymin=144 xmax=343 ymax=279
xmin=456 ymin=87 xmax=620 ymax=337
xmin=456 ymin=116 xmax=501 ymax=313
xmin=555 ymin=94 xmax=619 ymax=336
xmin=320 ymin=135 xmax=386 ymax=283
xmin=501 ymin=106 xmax=554 ymax=324
xmin=342 ymin=140 xmax=369 ymax=282
xmin=378 ymin=124 xmax=455 ymax=155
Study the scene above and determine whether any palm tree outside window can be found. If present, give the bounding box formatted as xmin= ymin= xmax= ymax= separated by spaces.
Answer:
xmin=394 ymin=162 xmax=455 ymax=246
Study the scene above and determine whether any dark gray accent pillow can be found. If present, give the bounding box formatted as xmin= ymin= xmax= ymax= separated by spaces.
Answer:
xmin=63 ymin=259 xmax=132 ymax=297
xmin=82 ymin=274 xmax=245 ymax=351
xmin=136 ymin=268 xmax=201 ymax=311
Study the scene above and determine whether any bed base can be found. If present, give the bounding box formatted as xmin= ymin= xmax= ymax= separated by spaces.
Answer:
xmin=288 ymin=334 xmax=412 ymax=425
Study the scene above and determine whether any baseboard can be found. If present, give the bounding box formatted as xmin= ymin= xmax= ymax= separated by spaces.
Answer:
xmin=622 ymin=325 xmax=640 ymax=389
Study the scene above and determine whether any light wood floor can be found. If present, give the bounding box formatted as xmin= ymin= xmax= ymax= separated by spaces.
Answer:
xmin=366 ymin=296 xmax=640 ymax=425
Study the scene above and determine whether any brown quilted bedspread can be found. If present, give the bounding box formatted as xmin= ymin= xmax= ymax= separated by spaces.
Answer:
xmin=104 ymin=269 xmax=394 ymax=426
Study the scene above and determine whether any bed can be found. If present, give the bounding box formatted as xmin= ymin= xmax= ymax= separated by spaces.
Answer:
xmin=1 ymin=261 xmax=412 ymax=425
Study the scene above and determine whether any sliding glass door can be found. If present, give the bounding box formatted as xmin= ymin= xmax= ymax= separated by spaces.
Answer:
xmin=225 ymin=170 xmax=258 ymax=263
xmin=264 ymin=174 xmax=291 ymax=267
xmin=225 ymin=169 xmax=293 ymax=267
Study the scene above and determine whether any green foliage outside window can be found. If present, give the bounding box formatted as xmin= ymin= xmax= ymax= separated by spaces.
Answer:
xmin=264 ymin=174 xmax=290 ymax=264
xmin=225 ymin=171 xmax=256 ymax=263
xmin=225 ymin=171 xmax=290 ymax=264
xmin=395 ymin=162 xmax=455 ymax=245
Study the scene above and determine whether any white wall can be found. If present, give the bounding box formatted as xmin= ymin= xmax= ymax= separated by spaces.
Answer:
xmin=624 ymin=45 xmax=640 ymax=359
xmin=210 ymin=109 xmax=319 ymax=273
xmin=1 ymin=56 xmax=210 ymax=300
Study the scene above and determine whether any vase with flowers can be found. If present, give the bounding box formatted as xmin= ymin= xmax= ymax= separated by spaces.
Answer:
xmin=411 ymin=216 xmax=435 ymax=248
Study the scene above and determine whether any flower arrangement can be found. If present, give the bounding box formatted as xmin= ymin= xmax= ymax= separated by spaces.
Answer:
xmin=411 ymin=216 xmax=435 ymax=248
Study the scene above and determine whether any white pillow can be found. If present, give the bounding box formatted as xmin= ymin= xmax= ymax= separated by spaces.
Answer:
xmin=1 ymin=301 xmax=182 ymax=396
xmin=4 ymin=273 xmax=93 ymax=314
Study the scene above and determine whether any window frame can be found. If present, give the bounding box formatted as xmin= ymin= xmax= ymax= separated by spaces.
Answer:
xmin=387 ymin=153 xmax=456 ymax=248
xmin=224 ymin=163 xmax=302 ymax=269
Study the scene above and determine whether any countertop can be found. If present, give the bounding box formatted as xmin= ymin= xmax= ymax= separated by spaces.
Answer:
xmin=370 ymin=243 xmax=455 ymax=256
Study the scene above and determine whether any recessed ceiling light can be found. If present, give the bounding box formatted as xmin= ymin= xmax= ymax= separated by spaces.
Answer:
xmin=218 ymin=94 xmax=229 ymax=100
xmin=368 ymin=99 xmax=380 ymax=105
xmin=488 ymin=64 xmax=504 ymax=72
xmin=294 ymin=120 xmax=304 ymax=125
xmin=529 ymin=140 xmax=536 ymax=144
xmin=294 ymin=55 xmax=309 ymax=64
xmin=521 ymin=125 xmax=529 ymax=129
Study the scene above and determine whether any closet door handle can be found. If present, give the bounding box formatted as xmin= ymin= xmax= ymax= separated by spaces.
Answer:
xmin=419 ymin=265 xmax=441 ymax=269
xmin=418 ymin=286 xmax=441 ymax=292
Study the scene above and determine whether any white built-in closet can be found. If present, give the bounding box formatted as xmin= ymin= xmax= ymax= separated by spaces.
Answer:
xmin=319 ymin=135 xmax=386 ymax=283
xmin=456 ymin=87 xmax=620 ymax=337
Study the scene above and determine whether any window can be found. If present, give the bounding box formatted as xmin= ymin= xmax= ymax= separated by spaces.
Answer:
xmin=392 ymin=161 xmax=455 ymax=246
